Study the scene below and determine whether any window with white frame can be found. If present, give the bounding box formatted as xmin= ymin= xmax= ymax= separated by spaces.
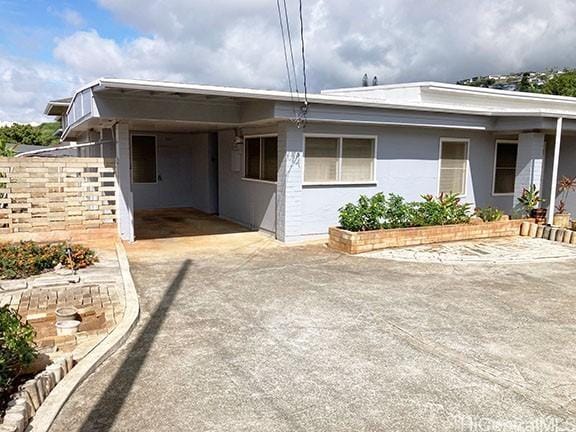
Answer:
xmin=131 ymin=135 xmax=157 ymax=183
xmin=438 ymin=139 xmax=468 ymax=195
xmin=304 ymin=136 xmax=375 ymax=183
xmin=493 ymin=141 xmax=518 ymax=195
xmin=244 ymin=136 xmax=278 ymax=182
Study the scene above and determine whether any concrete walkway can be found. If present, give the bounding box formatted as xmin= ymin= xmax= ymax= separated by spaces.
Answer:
xmin=366 ymin=236 xmax=576 ymax=264
xmin=50 ymin=233 xmax=576 ymax=431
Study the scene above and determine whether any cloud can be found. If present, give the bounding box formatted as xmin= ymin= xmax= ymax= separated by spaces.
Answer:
xmin=3 ymin=0 xmax=576 ymax=122
xmin=59 ymin=8 xmax=86 ymax=28
xmin=0 ymin=55 xmax=80 ymax=123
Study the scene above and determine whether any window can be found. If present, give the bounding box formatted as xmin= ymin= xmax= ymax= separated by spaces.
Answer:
xmin=438 ymin=139 xmax=468 ymax=195
xmin=493 ymin=141 xmax=518 ymax=195
xmin=244 ymin=136 xmax=278 ymax=182
xmin=131 ymin=135 xmax=157 ymax=183
xmin=304 ymin=136 xmax=375 ymax=184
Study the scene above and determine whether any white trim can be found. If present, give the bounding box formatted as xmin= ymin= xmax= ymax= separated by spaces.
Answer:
xmin=241 ymin=178 xmax=277 ymax=185
xmin=437 ymin=137 xmax=470 ymax=197
xmin=491 ymin=139 xmax=519 ymax=196
xmin=242 ymin=134 xmax=278 ymax=183
xmin=302 ymin=133 xmax=378 ymax=185
xmin=130 ymin=133 xmax=158 ymax=184
xmin=547 ymin=117 xmax=563 ymax=225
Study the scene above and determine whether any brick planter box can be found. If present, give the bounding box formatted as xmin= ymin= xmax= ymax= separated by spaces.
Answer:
xmin=329 ymin=219 xmax=530 ymax=254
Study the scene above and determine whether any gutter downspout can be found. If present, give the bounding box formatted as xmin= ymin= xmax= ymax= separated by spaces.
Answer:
xmin=547 ymin=117 xmax=563 ymax=225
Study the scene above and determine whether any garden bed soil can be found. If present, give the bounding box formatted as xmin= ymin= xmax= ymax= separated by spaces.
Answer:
xmin=329 ymin=219 xmax=530 ymax=254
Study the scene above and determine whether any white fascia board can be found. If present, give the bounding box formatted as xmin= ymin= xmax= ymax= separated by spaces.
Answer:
xmin=57 ymin=78 xmax=576 ymax=140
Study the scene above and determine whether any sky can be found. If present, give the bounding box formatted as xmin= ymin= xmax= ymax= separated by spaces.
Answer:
xmin=1 ymin=0 xmax=576 ymax=123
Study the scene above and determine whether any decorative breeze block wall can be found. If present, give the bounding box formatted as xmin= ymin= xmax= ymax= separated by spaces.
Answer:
xmin=0 ymin=157 xmax=117 ymax=238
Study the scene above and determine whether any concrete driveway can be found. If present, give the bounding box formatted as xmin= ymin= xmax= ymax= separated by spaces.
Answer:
xmin=50 ymin=232 xmax=576 ymax=431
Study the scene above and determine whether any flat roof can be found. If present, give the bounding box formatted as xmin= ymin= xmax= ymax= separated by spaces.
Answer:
xmin=49 ymin=78 xmax=576 ymax=126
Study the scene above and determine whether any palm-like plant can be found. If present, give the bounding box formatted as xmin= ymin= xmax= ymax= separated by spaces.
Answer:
xmin=556 ymin=176 xmax=576 ymax=214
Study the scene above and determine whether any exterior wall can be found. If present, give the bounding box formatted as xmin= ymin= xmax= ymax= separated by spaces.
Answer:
xmin=283 ymin=122 xmax=514 ymax=239
xmin=132 ymin=132 xmax=218 ymax=213
xmin=217 ymin=129 xmax=276 ymax=233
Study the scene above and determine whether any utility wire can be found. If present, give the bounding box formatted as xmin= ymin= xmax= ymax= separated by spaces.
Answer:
xmin=282 ymin=0 xmax=301 ymax=98
xmin=297 ymin=0 xmax=309 ymax=127
xmin=276 ymin=0 xmax=297 ymax=118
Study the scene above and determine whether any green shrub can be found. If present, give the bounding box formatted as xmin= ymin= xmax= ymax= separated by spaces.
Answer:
xmin=380 ymin=194 xmax=415 ymax=229
xmin=338 ymin=192 xmax=472 ymax=232
xmin=1 ymin=306 xmax=37 ymax=408
xmin=338 ymin=193 xmax=386 ymax=232
xmin=0 ymin=242 xmax=97 ymax=280
xmin=412 ymin=193 xmax=472 ymax=226
xmin=475 ymin=206 xmax=504 ymax=222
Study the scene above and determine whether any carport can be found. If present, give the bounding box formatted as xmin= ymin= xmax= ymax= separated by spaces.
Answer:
xmin=57 ymin=79 xmax=283 ymax=242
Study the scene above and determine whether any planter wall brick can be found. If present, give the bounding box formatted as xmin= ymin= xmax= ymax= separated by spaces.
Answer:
xmin=329 ymin=219 xmax=530 ymax=254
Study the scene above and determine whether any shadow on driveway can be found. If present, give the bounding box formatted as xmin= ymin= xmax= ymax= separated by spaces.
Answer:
xmin=78 ymin=259 xmax=191 ymax=431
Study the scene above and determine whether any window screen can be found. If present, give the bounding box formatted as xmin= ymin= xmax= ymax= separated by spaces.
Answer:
xmin=244 ymin=138 xmax=261 ymax=180
xmin=493 ymin=142 xmax=518 ymax=194
xmin=439 ymin=140 xmax=468 ymax=195
xmin=244 ymin=136 xmax=277 ymax=181
xmin=132 ymin=135 xmax=157 ymax=183
xmin=341 ymin=138 xmax=374 ymax=182
xmin=304 ymin=136 xmax=375 ymax=183
xmin=304 ymin=137 xmax=339 ymax=183
xmin=261 ymin=137 xmax=278 ymax=181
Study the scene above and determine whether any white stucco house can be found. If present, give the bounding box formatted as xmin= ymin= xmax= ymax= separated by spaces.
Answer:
xmin=45 ymin=78 xmax=576 ymax=242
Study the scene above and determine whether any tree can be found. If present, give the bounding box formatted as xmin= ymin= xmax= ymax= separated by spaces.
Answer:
xmin=518 ymin=72 xmax=531 ymax=92
xmin=0 ymin=138 xmax=17 ymax=157
xmin=541 ymin=71 xmax=576 ymax=97
xmin=0 ymin=122 xmax=60 ymax=147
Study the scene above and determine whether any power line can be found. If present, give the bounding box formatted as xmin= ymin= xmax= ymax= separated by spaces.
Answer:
xmin=276 ymin=0 xmax=297 ymax=118
xmin=282 ymin=0 xmax=301 ymax=97
xmin=298 ymin=0 xmax=308 ymax=107
xmin=297 ymin=0 xmax=309 ymax=127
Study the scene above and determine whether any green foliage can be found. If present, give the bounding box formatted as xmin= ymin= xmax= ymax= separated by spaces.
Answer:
xmin=380 ymin=194 xmax=415 ymax=229
xmin=541 ymin=71 xmax=576 ymax=97
xmin=412 ymin=193 xmax=471 ymax=226
xmin=0 ymin=306 xmax=37 ymax=405
xmin=517 ymin=184 xmax=543 ymax=214
xmin=338 ymin=192 xmax=472 ymax=232
xmin=338 ymin=193 xmax=386 ymax=232
xmin=0 ymin=242 xmax=98 ymax=280
xmin=475 ymin=206 xmax=504 ymax=222
xmin=0 ymin=122 xmax=60 ymax=147
xmin=0 ymin=138 xmax=17 ymax=157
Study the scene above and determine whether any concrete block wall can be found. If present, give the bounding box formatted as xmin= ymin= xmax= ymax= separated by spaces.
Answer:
xmin=276 ymin=123 xmax=304 ymax=242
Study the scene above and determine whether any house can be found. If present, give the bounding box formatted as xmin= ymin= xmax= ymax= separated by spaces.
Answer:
xmin=44 ymin=79 xmax=576 ymax=243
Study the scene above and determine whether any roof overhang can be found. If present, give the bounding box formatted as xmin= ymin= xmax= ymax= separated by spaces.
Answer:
xmin=53 ymin=78 xmax=576 ymax=141
xmin=44 ymin=98 xmax=71 ymax=116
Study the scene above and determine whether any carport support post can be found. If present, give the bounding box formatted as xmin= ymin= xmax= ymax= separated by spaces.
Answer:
xmin=547 ymin=117 xmax=563 ymax=226
xmin=276 ymin=122 xmax=303 ymax=242
xmin=115 ymin=122 xmax=135 ymax=241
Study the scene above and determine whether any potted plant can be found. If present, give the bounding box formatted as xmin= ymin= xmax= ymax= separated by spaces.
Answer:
xmin=517 ymin=184 xmax=546 ymax=224
xmin=554 ymin=176 xmax=576 ymax=228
